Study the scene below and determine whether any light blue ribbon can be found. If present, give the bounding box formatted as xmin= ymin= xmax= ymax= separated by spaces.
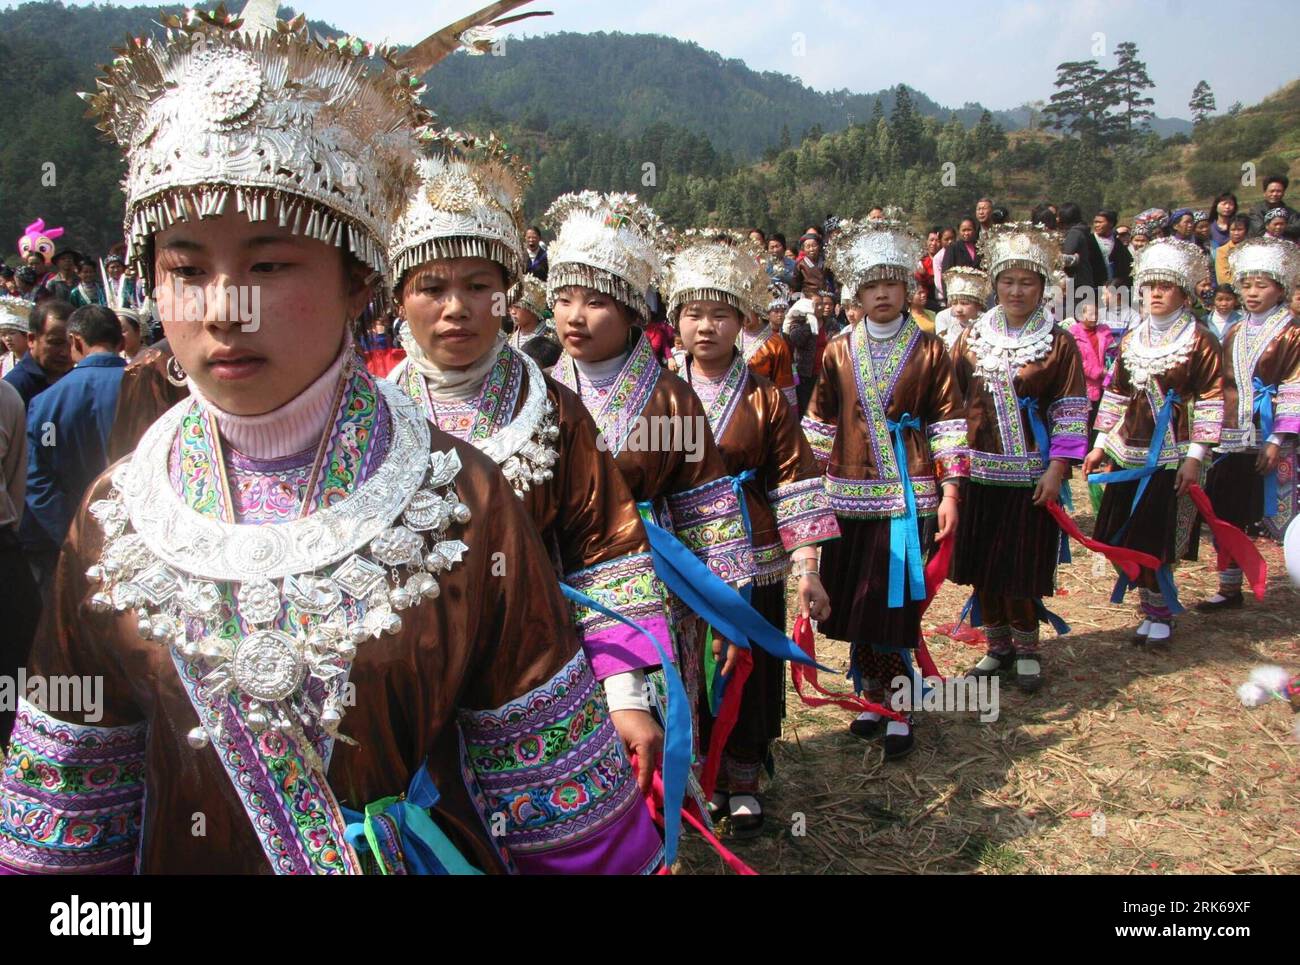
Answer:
xmin=1088 ymin=389 xmax=1180 ymax=541
xmin=1091 ymin=389 xmax=1184 ymax=611
xmin=1253 ymin=377 xmax=1280 ymax=517
xmin=342 ymin=765 xmax=483 ymax=875
xmin=730 ymin=469 xmax=758 ymax=606
xmin=634 ymin=501 xmax=826 ymax=670
xmin=885 ymin=414 xmax=927 ymax=609
xmin=560 ymin=582 xmax=690 ymax=867
xmin=710 ymin=469 xmax=759 ymax=715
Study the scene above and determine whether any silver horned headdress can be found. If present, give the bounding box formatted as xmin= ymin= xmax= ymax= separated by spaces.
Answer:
xmin=943 ymin=266 xmax=990 ymax=304
xmin=1230 ymin=236 xmax=1300 ymax=293
xmin=388 ymin=129 xmax=531 ymax=294
xmin=826 ymin=219 xmax=923 ymax=296
xmin=543 ymin=191 xmax=666 ymax=321
xmin=82 ymin=0 xmax=548 ymax=284
xmin=664 ymin=230 xmax=769 ymax=321
xmin=1134 ymin=237 xmax=1209 ymax=296
xmin=979 ymin=222 xmax=1062 ymax=283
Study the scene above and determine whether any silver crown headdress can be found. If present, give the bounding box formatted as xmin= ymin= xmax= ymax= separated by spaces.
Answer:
xmin=979 ymin=222 xmax=1062 ymax=282
xmin=543 ymin=191 xmax=665 ymax=321
xmin=388 ymin=129 xmax=530 ymax=293
xmin=664 ymin=230 xmax=769 ymax=321
xmin=943 ymin=266 xmax=991 ymax=304
xmin=825 ymin=219 xmax=923 ymax=295
xmin=1133 ymin=237 xmax=1209 ymax=295
xmin=82 ymin=0 xmax=548 ymax=288
xmin=512 ymin=272 xmax=548 ymax=318
xmin=0 ymin=295 xmax=29 ymax=333
xmin=1229 ymin=236 xmax=1300 ymax=293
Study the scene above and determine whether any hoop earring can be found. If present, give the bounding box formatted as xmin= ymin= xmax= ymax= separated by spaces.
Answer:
xmin=165 ymin=354 xmax=188 ymax=387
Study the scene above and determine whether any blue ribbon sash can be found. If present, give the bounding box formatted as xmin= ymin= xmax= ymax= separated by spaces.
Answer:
xmin=1253 ymin=377 xmax=1280 ymax=517
xmin=560 ymin=582 xmax=691 ymax=866
xmin=885 ymin=414 xmax=927 ymax=608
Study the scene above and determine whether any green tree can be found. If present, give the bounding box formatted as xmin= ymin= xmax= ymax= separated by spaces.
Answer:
xmin=1044 ymin=60 xmax=1108 ymax=142
xmin=890 ymin=85 xmax=925 ymax=167
xmin=1107 ymin=42 xmax=1156 ymax=142
xmin=1189 ymin=80 xmax=1216 ymax=125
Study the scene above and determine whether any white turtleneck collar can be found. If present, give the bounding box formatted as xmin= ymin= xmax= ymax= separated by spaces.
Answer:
xmin=865 ymin=314 xmax=906 ymax=340
xmin=1247 ymin=306 xmax=1285 ymax=325
xmin=1148 ymin=308 xmax=1183 ymax=331
xmin=189 ymin=332 xmax=351 ymax=461
xmin=573 ymin=350 xmax=629 ymax=381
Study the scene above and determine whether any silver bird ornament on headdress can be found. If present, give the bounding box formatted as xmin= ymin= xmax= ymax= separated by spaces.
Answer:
xmin=81 ymin=0 xmax=550 ymax=290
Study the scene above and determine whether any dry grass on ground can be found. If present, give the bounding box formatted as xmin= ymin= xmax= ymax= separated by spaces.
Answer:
xmin=679 ymin=480 xmax=1300 ymax=875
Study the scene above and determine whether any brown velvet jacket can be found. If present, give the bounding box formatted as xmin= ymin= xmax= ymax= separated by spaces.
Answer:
xmin=22 ymin=429 xmax=597 ymax=874
xmin=802 ymin=318 xmax=969 ymax=519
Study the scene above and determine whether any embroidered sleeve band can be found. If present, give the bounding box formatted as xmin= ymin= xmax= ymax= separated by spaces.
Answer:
xmin=1095 ymin=389 xmax=1128 ymax=434
xmin=927 ymin=418 xmax=970 ymax=482
xmin=1191 ymin=398 xmax=1224 ymax=445
xmin=665 ymin=477 xmax=756 ymax=585
xmin=0 ymin=699 xmax=146 ymax=875
xmin=457 ymin=650 xmax=663 ymax=875
xmin=1276 ymin=382 xmax=1300 ymax=437
xmin=564 ymin=552 xmax=673 ymax=679
xmin=801 ymin=416 xmax=837 ymax=467
xmin=1047 ymin=396 xmax=1090 ymax=461
xmin=767 ymin=476 xmax=840 ymax=551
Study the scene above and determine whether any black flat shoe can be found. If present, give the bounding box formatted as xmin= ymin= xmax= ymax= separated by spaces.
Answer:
xmin=1014 ymin=656 xmax=1043 ymax=692
xmin=849 ymin=715 xmax=885 ymax=740
xmin=1195 ymin=592 xmax=1243 ymax=612
xmin=727 ymin=795 xmax=764 ymax=838
xmin=966 ymin=650 xmax=1016 ymax=678
xmin=883 ymin=726 xmax=915 ymax=761
xmin=707 ymin=792 xmax=729 ymax=818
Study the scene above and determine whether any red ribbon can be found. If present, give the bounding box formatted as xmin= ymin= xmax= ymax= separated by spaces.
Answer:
xmin=637 ymin=763 xmax=758 ymax=875
xmin=1188 ymin=483 xmax=1268 ymax=600
xmin=699 ymin=648 xmax=753 ymax=801
xmin=789 ymin=615 xmax=906 ymax=721
xmin=1043 ymin=500 xmax=1160 ymax=581
xmin=915 ymin=536 xmax=954 ymax=678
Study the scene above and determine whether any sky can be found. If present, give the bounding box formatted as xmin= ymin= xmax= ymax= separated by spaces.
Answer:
xmin=14 ymin=0 xmax=1297 ymax=118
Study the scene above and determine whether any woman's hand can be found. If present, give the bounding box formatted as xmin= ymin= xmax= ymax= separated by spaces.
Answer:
xmin=712 ymin=633 xmax=738 ymax=678
xmin=1082 ymin=447 xmax=1108 ymax=477
xmin=1256 ymin=441 xmax=1281 ymax=476
xmin=936 ymin=492 xmax=959 ymax=541
xmin=1175 ymin=456 xmax=1202 ymax=497
xmin=1032 ymin=459 xmax=1067 ymax=507
xmin=609 ymin=709 xmax=663 ymax=793
xmin=797 ymin=573 xmax=831 ymax=621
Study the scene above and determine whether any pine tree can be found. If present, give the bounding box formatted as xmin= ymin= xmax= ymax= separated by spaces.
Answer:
xmin=970 ymin=110 xmax=1007 ymax=157
xmin=1044 ymin=60 xmax=1108 ymax=142
xmin=1189 ymin=80 xmax=1216 ymax=125
xmin=1107 ymin=41 xmax=1156 ymax=141
xmin=889 ymin=85 xmax=924 ymax=167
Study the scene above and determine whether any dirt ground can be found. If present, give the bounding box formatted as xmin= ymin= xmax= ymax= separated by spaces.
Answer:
xmin=679 ymin=480 xmax=1300 ymax=875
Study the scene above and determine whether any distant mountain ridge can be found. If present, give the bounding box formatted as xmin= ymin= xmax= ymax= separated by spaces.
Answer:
xmin=426 ymin=31 xmax=1194 ymax=154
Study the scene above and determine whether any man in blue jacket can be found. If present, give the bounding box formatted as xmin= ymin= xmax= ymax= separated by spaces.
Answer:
xmin=3 ymin=299 xmax=74 ymax=406
xmin=24 ymin=305 xmax=125 ymax=590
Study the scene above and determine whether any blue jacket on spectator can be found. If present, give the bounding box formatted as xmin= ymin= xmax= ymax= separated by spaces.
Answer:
xmin=25 ymin=352 xmax=126 ymax=549
xmin=3 ymin=352 xmax=56 ymax=407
